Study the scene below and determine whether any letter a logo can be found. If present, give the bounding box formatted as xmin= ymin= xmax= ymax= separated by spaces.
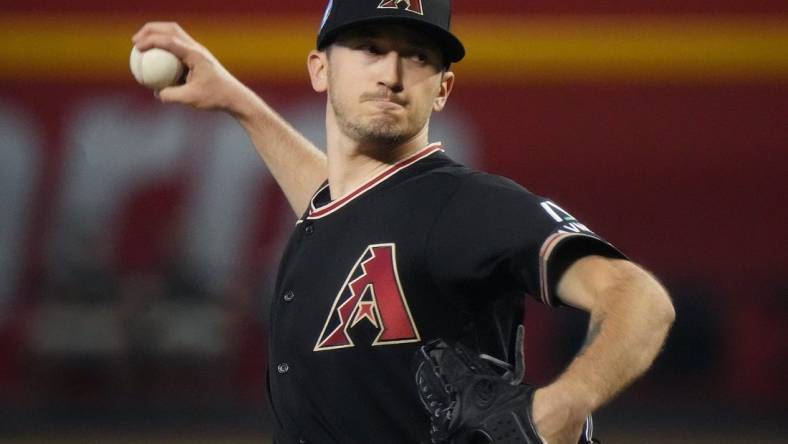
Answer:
xmin=314 ymin=244 xmax=420 ymax=351
xmin=378 ymin=0 xmax=424 ymax=15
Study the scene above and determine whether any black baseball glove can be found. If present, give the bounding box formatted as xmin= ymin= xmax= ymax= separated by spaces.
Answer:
xmin=414 ymin=326 xmax=597 ymax=444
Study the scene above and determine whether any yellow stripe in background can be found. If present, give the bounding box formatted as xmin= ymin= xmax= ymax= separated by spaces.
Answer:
xmin=0 ymin=14 xmax=787 ymax=83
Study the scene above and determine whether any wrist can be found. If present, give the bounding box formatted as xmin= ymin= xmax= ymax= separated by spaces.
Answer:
xmin=534 ymin=380 xmax=597 ymax=421
xmin=226 ymin=82 xmax=267 ymax=124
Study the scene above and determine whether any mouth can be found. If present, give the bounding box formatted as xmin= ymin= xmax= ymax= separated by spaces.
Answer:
xmin=365 ymin=98 xmax=405 ymax=110
xmin=362 ymin=92 xmax=406 ymax=107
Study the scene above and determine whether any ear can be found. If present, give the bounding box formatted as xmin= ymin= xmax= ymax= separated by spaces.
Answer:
xmin=432 ymin=70 xmax=455 ymax=112
xmin=307 ymin=49 xmax=329 ymax=93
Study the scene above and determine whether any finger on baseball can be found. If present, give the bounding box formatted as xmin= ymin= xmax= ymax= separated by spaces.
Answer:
xmin=133 ymin=34 xmax=199 ymax=66
xmin=132 ymin=22 xmax=193 ymax=45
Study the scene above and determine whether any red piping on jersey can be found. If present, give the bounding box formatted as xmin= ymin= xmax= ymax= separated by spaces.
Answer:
xmin=538 ymin=231 xmax=611 ymax=307
xmin=306 ymin=143 xmax=444 ymax=220
xmin=539 ymin=232 xmax=572 ymax=306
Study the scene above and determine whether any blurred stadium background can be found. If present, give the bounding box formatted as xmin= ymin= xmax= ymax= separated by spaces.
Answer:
xmin=1 ymin=0 xmax=786 ymax=442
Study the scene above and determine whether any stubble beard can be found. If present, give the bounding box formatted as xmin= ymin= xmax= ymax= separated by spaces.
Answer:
xmin=330 ymin=92 xmax=410 ymax=146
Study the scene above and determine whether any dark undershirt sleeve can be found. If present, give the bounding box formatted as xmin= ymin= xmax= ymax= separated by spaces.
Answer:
xmin=426 ymin=172 xmax=626 ymax=307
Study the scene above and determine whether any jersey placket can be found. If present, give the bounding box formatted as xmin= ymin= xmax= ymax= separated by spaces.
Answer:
xmin=269 ymin=216 xmax=321 ymax=443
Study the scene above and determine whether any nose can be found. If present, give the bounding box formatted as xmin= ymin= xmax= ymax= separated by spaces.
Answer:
xmin=377 ymin=50 xmax=404 ymax=93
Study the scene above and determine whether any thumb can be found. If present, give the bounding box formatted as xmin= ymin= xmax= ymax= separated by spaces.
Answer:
xmin=157 ymin=83 xmax=192 ymax=104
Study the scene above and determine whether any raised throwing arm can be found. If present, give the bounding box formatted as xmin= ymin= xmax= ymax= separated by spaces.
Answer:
xmin=132 ymin=22 xmax=328 ymax=216
xmin=533 ymin=256 xmax=675 ymax=443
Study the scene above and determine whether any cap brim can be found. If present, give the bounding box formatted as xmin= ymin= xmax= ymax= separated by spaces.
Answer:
xmin=317 ymin=16 xmax=465 ymax=64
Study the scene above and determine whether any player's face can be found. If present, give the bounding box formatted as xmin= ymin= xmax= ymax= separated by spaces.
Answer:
xmin=313 ymin=24 xmax=454 ymax=146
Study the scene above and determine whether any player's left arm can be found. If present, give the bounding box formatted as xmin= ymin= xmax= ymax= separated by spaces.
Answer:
xmin=532 ymin=255 xmax=675 ymax=443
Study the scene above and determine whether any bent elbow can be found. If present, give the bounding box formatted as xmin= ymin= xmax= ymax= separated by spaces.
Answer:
xmin=650 ymin=285 xmax=675 ymax=334
xmin=664 ymin=293 xmax=676 ymax=324
xmin=622 ymin=262 xmax=676 ymax=330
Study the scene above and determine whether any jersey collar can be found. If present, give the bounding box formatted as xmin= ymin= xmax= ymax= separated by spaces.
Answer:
xmin=306 ymin=142 xmax=444 ymax=220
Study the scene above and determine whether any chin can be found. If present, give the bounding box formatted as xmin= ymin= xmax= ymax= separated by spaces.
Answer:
xmin=361 ymin=119 xmax=410 ymax=142
xmin=363 ymin=132 xmax=407 ymax=146
xmin=339 ymin=112 xmax=418 ymax=146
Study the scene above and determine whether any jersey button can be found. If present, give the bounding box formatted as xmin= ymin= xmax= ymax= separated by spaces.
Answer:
xmin=276 ymin=362 xmax=290 ymax=374
xmin=298 ymin=438 xmax=307 ymax=444
xmin=283 ymin=290 xmax=295 ymax=302
xmin=304 ymin=221 xmax=315 ymax=235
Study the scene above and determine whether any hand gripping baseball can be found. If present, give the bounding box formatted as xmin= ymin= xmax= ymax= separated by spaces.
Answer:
xmin=414 ymin=326 xmax=598 ymax=444
xmin=131 ymin=22 xmax=258 ymax=116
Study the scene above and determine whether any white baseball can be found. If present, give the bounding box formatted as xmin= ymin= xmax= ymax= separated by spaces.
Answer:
xmin=129 ymin=46 xmax=185 ymax=90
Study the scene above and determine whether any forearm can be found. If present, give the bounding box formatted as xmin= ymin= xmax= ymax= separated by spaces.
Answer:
xmin=131 ymin=23 xmax=328 ymax=216
xmin=549 ymin=265 xmax=673 ymax=410
xmin=232 ymin=88 xmax=328 ymax=216
xmin=534 ymin=259 xmax=674 ymax=443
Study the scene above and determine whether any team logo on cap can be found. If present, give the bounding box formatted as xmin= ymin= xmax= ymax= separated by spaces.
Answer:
xmin=314 ymin=243 xmax=420 ymax=351
xmin=378 ymin=0 xmax=424 ymax=15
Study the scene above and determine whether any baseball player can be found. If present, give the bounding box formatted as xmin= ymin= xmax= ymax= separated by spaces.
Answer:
xmin=132 ymin=1 xmax=675 ymax=443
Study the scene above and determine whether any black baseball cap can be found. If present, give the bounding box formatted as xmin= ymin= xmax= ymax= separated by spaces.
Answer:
xmin=317 ymin=0 xmax=465 ymax=64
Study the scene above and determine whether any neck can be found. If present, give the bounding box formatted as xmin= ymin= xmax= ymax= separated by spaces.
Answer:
xmin=325 ymin=116 xmax=431 ymax=200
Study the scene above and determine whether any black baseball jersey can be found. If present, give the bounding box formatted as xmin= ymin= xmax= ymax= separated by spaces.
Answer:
xmin=267 ymin=143 xmax=624 ymax=444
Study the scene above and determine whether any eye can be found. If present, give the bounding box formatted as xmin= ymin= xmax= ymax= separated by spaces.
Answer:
xmin=403 ymin=47 xmax=434 ymax=65
xmin=358 ymin=43 xmax=382 ymax=55
xmin=412 ymin=52 xmax=429 ymax=63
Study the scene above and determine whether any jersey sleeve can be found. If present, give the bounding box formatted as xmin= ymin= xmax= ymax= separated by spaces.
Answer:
xmin=425 ymin=173 xmax=626 ymax=306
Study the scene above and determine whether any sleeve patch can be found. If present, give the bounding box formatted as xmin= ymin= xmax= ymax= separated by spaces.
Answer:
xmin=540 ymin=201 xmax=595 ymax=235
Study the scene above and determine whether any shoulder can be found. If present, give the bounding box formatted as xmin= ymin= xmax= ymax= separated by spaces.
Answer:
xmin=443 ymin=169 xmax=546 ymax=215
xmin=420 ymin=154 xmax=538 ymax=197
xmin=460 ymin=171 xmax=535 ymax=195
xmin=406 ymin=153 xmax=548 ymax=216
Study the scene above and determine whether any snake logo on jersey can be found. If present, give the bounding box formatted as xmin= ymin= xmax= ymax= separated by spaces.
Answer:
xmin=314 ymin=243 xmax=421 ymax=351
